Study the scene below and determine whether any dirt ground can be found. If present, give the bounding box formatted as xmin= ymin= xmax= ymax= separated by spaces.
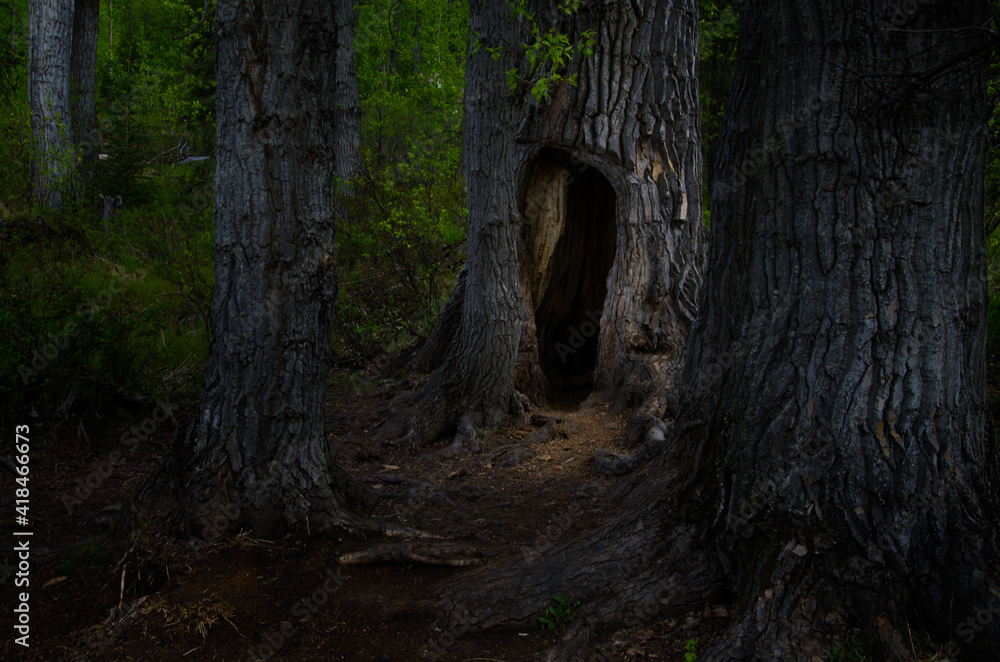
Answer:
xmin=2 ymin=363 xmax=731 ymax=662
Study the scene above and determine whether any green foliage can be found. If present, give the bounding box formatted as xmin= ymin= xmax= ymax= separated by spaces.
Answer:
xmin=831 ymin=637 xmax=866 ymax=662
xmin=338 ymin=155 xmax=467 ymax=358
xmin=684 ymin=638 xmax=699 ymax=662
xmin=57 ymin=537 xmax=106 ymax=575
xmin=503 ymin=0 xmax=595 ymax=103
xmin=0 ymin=0 xmax=215 ymax=438
xmin=537 ymin=595 xmax=580 ymax=630
xmin=0 ymin=0 xmax=31 ymax=208
xmin=338 ymin=0 xmax=470 ymax=360
xmin=699 ymin=0 xmax=739 ymax=223
xmin=0 ymin=168 xmax=214 ymax=438
xmin=93 ymin=0 xmax=215 ymax=203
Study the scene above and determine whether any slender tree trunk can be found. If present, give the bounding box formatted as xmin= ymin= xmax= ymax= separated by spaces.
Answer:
xmin=71 ymin=0 xmax=99 ymax=173
xmin=121 ymin=0 xmax=374 ymax=540
xmin=335 ymin=0 xmax=362 ymax=185
xmin=28 ymin=0 xmax=75 ymax=208
xmin=427 ymin=2 xmax=1000 ymax=659
xmin=394 ymin=0 xmax=705 ymax=449
xmin=386 ymin=0 xmax=530 ymax=448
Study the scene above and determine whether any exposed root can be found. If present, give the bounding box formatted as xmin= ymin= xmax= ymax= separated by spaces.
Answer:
xmin=594 ymin=416 xmax=673 ymax=476
xmin=373 ymin=372 xmax=526 ymax=453
xmin=538 ymin=618 xmax=593 ymax=662
xmin=421 ymin=415 xmax=481 ymax=462
xmin=432 ymin=500 xmax=726 ymax=635
xmin=523 ymin=417 xmax=559 ymax=445
xmin=371 ymin=373 xmax=456 ymax=451
xmin=337 ymin=542 xmax=486 ymax=567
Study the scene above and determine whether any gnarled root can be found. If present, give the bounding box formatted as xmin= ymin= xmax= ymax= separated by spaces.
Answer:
xmin=338 ymin=542 xmax=486 ymax=567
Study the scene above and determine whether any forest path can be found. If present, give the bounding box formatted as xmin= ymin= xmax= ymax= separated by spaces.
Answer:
xmin=12 ymin=372 xmax=728 ymax=661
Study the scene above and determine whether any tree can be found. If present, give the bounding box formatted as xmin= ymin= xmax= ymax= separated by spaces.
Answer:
xmin=422 ymin=1 xmax=1000 ymax=659
xmin=70 ymin=0 xmax=99 ymax=171
xmin=383 ymin=0 xmax=706 ymax=450
xmin=119 ymin=0 xmax=375 ymax=539
xmin=28 ymin=0 xmax=74 ymax=207
xmin=28 ymin=0 xmax=99 ymax=207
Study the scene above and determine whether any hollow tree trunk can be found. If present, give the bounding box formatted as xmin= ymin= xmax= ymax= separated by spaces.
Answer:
xmin=71 ymin=0 xmax=99 ymax=172
xmin=120 ymin=0 xmax=372 ymax=540
xmin=428 ymin=1 xmax=1000 ymax=659
xmin=28 ymin=0 xmax=75 ymax=208
xmin=394 ymin=0 xmax=705 ymax=449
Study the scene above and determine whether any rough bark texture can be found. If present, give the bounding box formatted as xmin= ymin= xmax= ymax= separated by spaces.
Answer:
xmin=514 ymin=0 xmax=704 ymax=415
xmin=685 ymin=1 xmax=1000 ymax=657
xmin=121 ymin=0 xmax=370 ymax=540
xmin=427 ymin=2 xmax=1000 ymax=659
xmin=396 ymin=0 xmax=705 ymax=449
xmin=334 ymin=0 xmax=363 ymax=185
xmin=387 ymin=0 xmax=530 ymax=448
xmin=71 ymin=0 xmax=99 ymax=171
xmin=28 ymin=0 xmax=75 ymax=208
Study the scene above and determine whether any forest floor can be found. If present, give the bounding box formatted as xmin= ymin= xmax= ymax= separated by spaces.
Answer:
xmin=7 ymin=359 xmax=731 ymax=662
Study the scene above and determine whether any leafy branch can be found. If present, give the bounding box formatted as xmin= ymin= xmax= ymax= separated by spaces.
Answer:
xmin=475 ymin=0 xmax=596 ymax=104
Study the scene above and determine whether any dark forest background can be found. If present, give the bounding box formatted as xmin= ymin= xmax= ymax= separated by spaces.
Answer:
xmin=0 ymin=0 xmax=995 ymax=435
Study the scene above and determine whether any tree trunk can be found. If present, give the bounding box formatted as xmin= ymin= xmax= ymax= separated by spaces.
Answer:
xmin=334 ymin=0 xmax=362 ymax=185
xmin=394 ymin=0 xmax=705 ymax=450
xmin=28 ymin=0 xmax=75 ymax=208
xmin=386 ymin=0 xmax=532 ymax=449
xmin=686 ymin=1 xmax=999 ymax=656
xmin=71 ymin=0 xmax=99 ymax=173
xmin=426 ymin=2 xmax=1000 ymax=659
xmin=120 ymin=0 xmax=374 ymax=540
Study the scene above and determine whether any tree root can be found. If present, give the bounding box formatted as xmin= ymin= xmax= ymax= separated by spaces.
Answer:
xmin=431 ymin=500 xmax=726 ymax=634
xmin=420 ymin=415 xmax=481 ymax=462
xmin=594 ymin=416 xmax=673 ymax=476
xmin=373 ymin=371 xmax=527 ymax=453
xmin=538 ymin=618 xmax=593 ymax=662
xmin=337 ymin=542 xmax=486 ymax=567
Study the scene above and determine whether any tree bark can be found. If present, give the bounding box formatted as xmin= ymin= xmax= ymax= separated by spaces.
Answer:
xmin=120 ymin=0 xmax=375 ymax=540
xmin=426 ymin=1 xmax=1000 ymax=659
xmin=686 ymin=1 xmax=999 ymax=656
xmin=393 ymin=0 xmax=705 ymax=449
xmin=334 ymin=0 xmax=362 ymax=185
xmin=28 ymin=0 xmax=75 ymax=208
xmin=71 ymin=0 xmax=99 ymax=172
xmin=384 ymin=0 xmax=531 ymax=449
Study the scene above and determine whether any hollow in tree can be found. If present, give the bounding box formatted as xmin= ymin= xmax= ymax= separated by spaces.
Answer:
xmin=425 ymin=1 xmax=1000 ymax=659
xmin=391 ymin=0 xmax=706 ymax=450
